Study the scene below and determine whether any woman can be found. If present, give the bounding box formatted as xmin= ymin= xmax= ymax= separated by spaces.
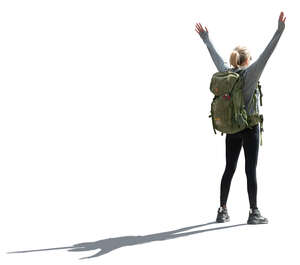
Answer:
xmin=195 ymin=12 xmax=286 ymax=224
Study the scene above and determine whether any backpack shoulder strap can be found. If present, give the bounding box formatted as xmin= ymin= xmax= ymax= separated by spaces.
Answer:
xmin=235 ymin=68 xmax=244 ymax=75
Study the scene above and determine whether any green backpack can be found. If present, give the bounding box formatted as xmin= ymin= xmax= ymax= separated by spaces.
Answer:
xmin=208 ymin=69 xmax=264 ymax=145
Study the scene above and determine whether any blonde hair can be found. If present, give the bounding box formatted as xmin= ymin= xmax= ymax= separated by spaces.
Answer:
xmin=229 ymin=46 xmax=251 ymax=68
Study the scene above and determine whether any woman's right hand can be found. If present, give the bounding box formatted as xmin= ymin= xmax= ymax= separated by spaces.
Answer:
xmin=195 ymin=22 xmax=209 ymax=43
xmin=195 ymin=23 xmax=208 ymax=35
xmin=278 ymin=11 xmax=286 ymax=31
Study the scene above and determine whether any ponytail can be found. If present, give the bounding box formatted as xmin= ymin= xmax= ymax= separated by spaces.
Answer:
xmin=230 ymin=50 xmax=240 ymax=68
xmin=229 ymin=46 xmax=251 ymax=68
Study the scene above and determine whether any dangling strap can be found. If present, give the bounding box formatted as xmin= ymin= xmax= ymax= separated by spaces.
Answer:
xmin=209 ymin=114 xmax=217 ymax=134
xmin=259 ymin=114 xmax=264 ymax=146
xmin=258 ymin=81 xmax=264 ymax=145
xmin=258 ymin=81 xmax=263 ymax=107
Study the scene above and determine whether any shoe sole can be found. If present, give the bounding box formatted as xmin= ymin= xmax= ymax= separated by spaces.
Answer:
xmin=216 ymin=218 xmax=230 ymax=223
xmin=247 ymin=220 xmax=268 ymax=225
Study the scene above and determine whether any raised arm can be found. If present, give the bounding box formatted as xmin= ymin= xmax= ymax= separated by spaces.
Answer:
xmin=245 ymin=12 xmax=286 ymax=82
xmin=195 ymin=23 xmax=229 ymax=72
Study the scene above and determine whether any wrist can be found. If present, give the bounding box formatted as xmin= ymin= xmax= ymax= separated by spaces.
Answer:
xmin=199 ymin=31 xmax=209 ymax=43
xmin=277 ymin=20 xmax=285 ymax=32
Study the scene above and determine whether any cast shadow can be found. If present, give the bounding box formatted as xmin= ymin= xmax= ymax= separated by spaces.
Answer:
xmin=8 ymin=221 xmax=247 ymax=259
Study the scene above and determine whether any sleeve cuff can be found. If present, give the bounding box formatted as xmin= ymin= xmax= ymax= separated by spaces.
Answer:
xmin=199 ymin=31 xmax=209 ymax=44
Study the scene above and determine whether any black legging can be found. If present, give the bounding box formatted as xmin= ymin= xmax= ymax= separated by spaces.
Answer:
xmin=220 ymin=124 xmax=259 ymax=209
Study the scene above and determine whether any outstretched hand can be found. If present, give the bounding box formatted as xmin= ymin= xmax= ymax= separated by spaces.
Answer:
xmin=279 ymin=11 xmax=286 ymax=23
xmin=195 ymin=23 xmax=208 ymax=35
xmin=278 ymin=11 xmax=286 ymax=31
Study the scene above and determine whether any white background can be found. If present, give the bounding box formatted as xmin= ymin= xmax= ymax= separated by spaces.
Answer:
xmin=1 ymin=0 xmax=299 ymax=264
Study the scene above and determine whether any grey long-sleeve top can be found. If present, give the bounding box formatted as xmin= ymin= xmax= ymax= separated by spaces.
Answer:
xmin=199 ymin=20 xmax=285 ymax=115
